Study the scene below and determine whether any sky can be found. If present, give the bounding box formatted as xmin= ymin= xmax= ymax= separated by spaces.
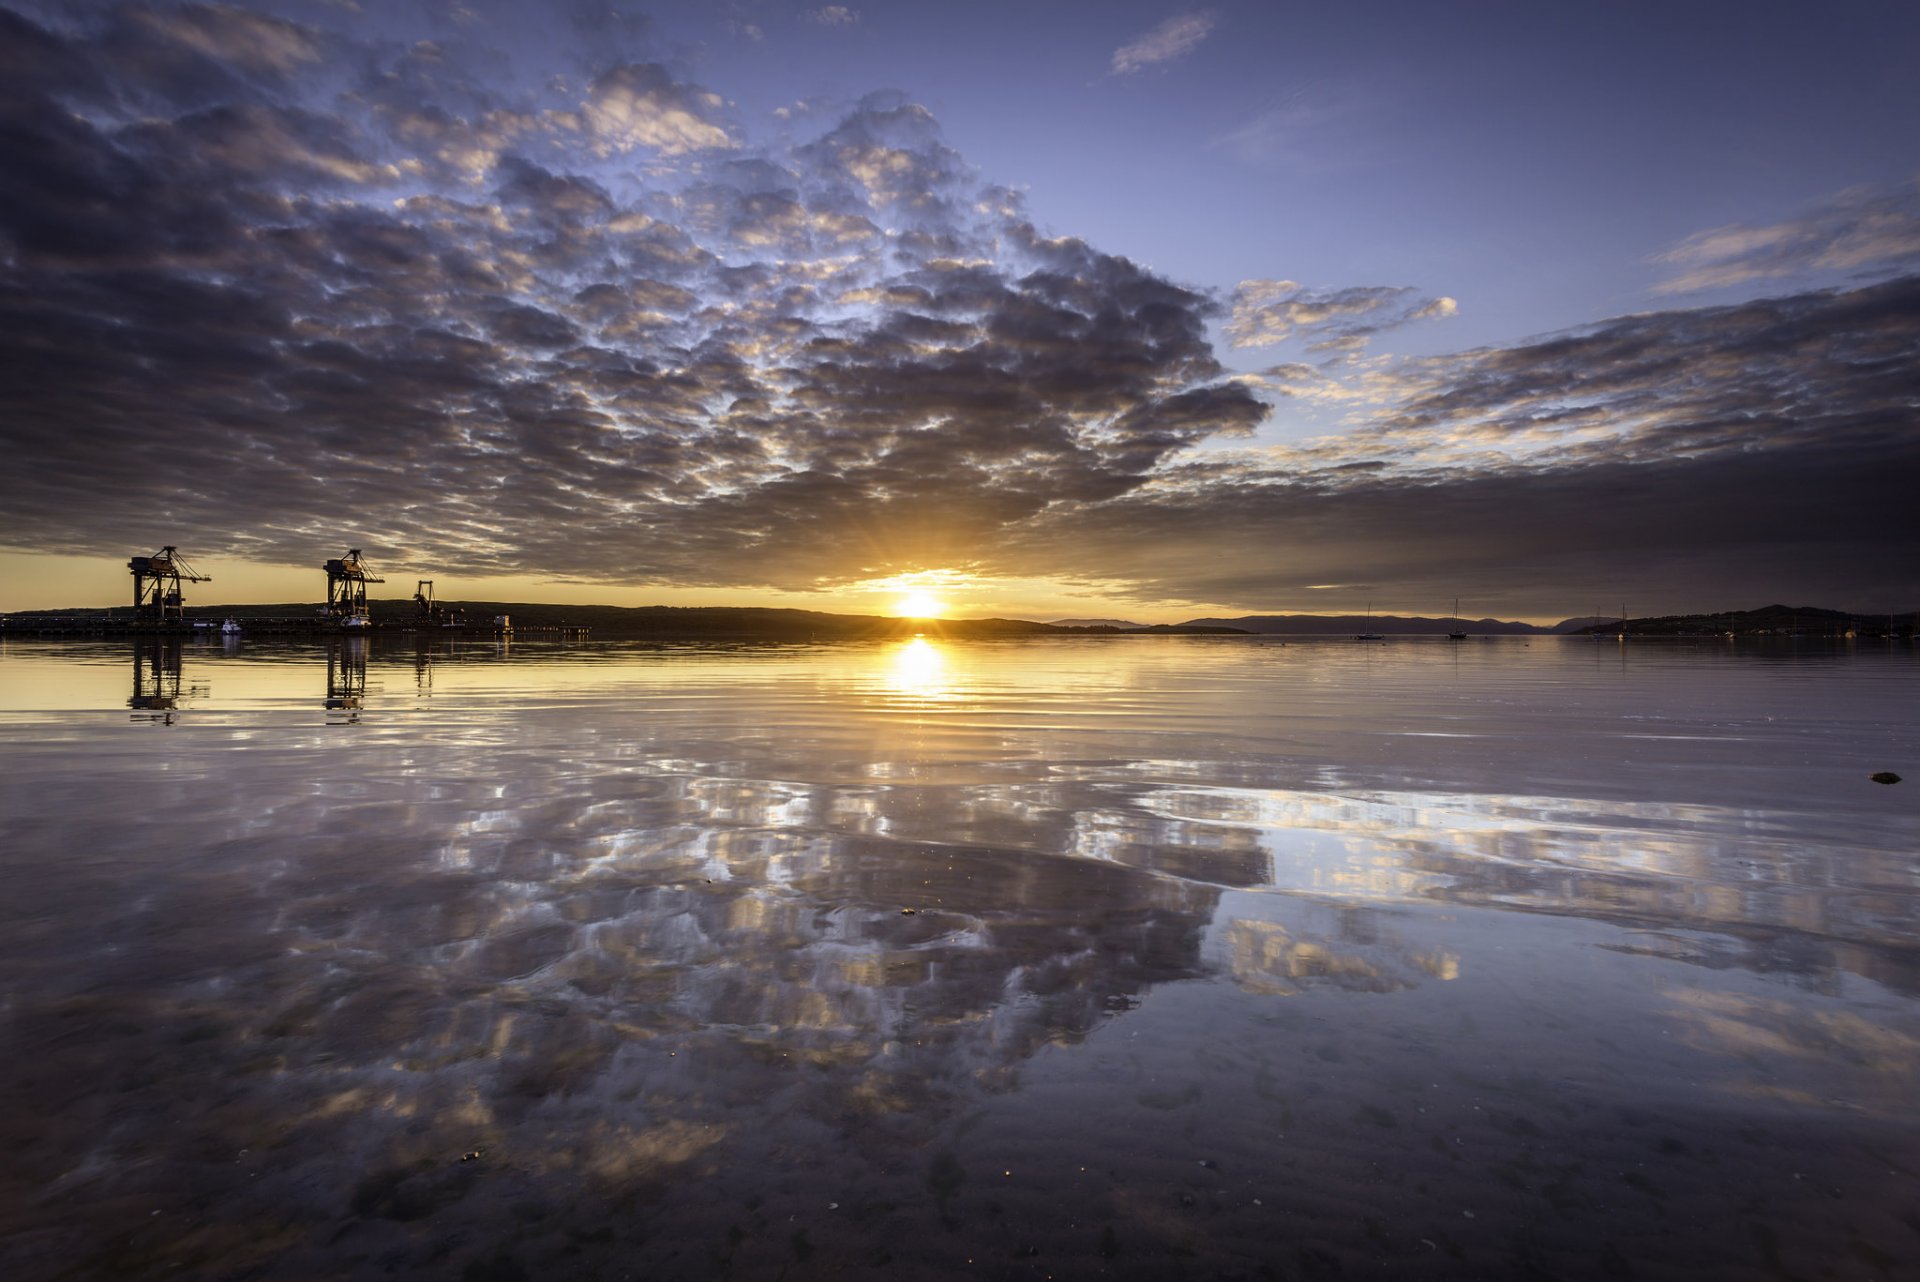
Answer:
xmin=2 ymin=0 xmax=1917 ymax=624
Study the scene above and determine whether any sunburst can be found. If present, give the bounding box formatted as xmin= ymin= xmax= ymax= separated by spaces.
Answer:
xmin=895 ymin=589 xmax=945 ymax=618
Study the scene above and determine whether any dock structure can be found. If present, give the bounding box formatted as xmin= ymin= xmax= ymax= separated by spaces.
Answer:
xmin=129 ymin=546 xmax=210 ymax=624
xmin=324 ymin=549 xmax=383 ymax=625
xmin=2 ymin=546 xmax=581 ymax=638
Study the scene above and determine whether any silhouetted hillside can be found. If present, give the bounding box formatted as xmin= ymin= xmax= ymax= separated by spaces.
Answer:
xmin=1183 ymin=613 xmax=1550 ymax=635
xmin=389 ymin=602 xmax=1085 ymax=638
xmin=2 ymin=599 xmax=1247 ymax=640
xmin=1571 ymin=604 xmax=1915 ymax=637
xmin=421 ymin=605 xmax=1244 ymax=638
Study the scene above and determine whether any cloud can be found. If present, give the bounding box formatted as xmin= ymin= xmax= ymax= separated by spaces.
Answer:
xmin=798 ymin=93 xmax=970 ymax=217
xmin=808 ymin=6 xmax=859 ymax=26
xmin=1367 ymin=278 xmax=1920 ymax=470
xmin=1209 ymin=84 xmax=1383 ymax=172
xmin=1002 ymin=275 xmax=1920 ymax=614
xmin=126 ymin=101 xmax=397 ymax=186
xmin=1655 ymin=180 xmax=1920 ymax=295
xmin=1 ymin=2 xmax=1912 ymax=619
xmin=581 ymin=63 xmax=735 ymax=156
xmin=126 ymin=2 xmax=328 ymax=76
xmin=0 ymin=3 xmax=1262 ymax=592
xmin=1003 ymin=429 xmax=1920 ymax=617
xmin=1111 ymin=12 xmax=1214 ymax=75
xmin=1227 ymin=280 xmax=1457 ymax=353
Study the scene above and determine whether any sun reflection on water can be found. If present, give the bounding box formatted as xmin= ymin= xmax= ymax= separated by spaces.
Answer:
xmin=884 ymin=635 xmax=953 ymax=700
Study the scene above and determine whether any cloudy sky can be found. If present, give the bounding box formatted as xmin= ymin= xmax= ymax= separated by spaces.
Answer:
xmin=3 ymin=0 xmax=1917 ymax=622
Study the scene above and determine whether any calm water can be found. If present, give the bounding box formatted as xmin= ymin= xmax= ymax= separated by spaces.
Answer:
xmin=1 ymin=634 xmax=1916 ymax=1280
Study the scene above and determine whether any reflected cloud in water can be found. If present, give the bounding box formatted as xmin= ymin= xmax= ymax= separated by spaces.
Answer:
xmin=1 ymin=636 xmax=1916 ymax=1278
xmin=1132 ymin=782 xmax=1920 ymax=993
xmin=1217 ymin=903 xmax=1461 ymax=998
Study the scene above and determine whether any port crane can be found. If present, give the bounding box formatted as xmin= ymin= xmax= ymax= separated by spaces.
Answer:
xmin=129 ymin=546 xmax=210 ymax=623
xmin=412 ymin=579 xmax=469 ymax=627
xmin=323 ymin=549 xmax=384 ymax=625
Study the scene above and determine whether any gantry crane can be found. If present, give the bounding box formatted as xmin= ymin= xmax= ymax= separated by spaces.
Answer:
xmin=323 ymin=548 xmax=384 ymax=624
xmin=129 ymin=546 xmax=210 ymax=623
xmin=411 ymin=578 xmax=466 ymax=627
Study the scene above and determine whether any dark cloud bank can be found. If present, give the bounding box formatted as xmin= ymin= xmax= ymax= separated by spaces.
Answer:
xmin=1032 ymin=277 xmax=1920 ymax=613
xmin=2 ymin=1 xmax=1915 ymax=614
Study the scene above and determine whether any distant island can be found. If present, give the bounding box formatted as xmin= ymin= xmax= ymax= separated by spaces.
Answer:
xmin=1566 ymin=604 xmax=1914 ymax=639
xmin=1187 ymin=613 xmax=1565 ymax=636
xmin=1187 ymin=605 xmax=1913 ymax=638
xmin=1050 ymin=617 xmax=1147 ymax=630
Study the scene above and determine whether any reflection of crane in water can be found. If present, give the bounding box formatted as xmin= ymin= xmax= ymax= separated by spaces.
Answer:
xmin=324 ymin=549 xmax=384 ymax=628
xmin=128 ymin=640 xmax=208 ymax=722
xmin=325 ymin=639 xmax=368 ymax=722
xmin=129 ymin=546 xmax=210 ymax=624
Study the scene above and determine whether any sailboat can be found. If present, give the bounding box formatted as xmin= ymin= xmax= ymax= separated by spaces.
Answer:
xmin=1355 ymin=603 xmax=1384 ymax=641
xmin=1447 ymin=598 xmax=1467 ymax=640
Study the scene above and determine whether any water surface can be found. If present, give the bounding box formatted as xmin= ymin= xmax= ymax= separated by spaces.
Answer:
xmin=2 ymin=635 xmax=1916 ymax=1279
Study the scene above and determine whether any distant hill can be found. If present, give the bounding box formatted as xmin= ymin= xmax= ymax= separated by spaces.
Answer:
xmin=20 ymin=597 xmax=1899 ymax=640
xmin=2 ymin=599 xmax=1246 ymax=640
xmin=375 ymin=602 xmax=1082 ymax=639
xmin=1177 ymin=608 xmax=1917 ymax=637
xmin=359 ymin=602 xmax=1244 ymax=637
xmin=1570 ymin=604 xmax=1914 ymax=637
xmin=1050 ymin=617 xmax=1146 ymax=630
xmin=428 ymin=605 xmax=1244 ymax=639
xmin=1183 ymin=613 xmax=1551 ymax=635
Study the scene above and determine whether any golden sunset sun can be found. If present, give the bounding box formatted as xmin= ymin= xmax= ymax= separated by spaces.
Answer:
xmin=895 ymin=590 xmax=946 ymax=618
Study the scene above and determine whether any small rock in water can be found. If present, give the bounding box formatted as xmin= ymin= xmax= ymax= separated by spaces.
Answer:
xmin=1870 ymin=771 xmax=1901 ymax=785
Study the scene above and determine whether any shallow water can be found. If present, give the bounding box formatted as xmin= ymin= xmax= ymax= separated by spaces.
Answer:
xmin=1 ymin=634 xmax=1916 ymax=1280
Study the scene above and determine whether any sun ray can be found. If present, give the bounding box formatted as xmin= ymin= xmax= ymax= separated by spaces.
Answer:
xmin=895 ymin=589 xmax=944 ymax=617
